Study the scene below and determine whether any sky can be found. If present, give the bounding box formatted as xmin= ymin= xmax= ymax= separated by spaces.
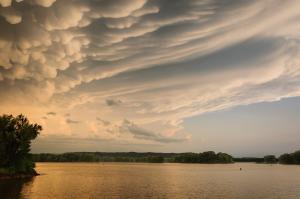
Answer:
xmin=0 ymin=0 xmax=300 ymax=156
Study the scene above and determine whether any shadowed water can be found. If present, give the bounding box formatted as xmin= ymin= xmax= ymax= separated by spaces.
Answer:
xmin=1 ymin=163 xmax=300 ymax=199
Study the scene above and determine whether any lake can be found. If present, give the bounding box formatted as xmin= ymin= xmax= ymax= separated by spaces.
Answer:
xmin=0 ymin=163 xmax=300 ymax=199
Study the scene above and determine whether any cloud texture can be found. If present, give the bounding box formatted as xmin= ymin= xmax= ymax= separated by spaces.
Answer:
xmin=1 ymin=0 xmax=300 ymax=150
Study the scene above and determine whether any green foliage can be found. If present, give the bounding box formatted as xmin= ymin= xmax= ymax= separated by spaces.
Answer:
xmin=33 ymin=152 xmax=165 ymax=163
xmin=263 ymin=155 xmax=277 ymax=164
xmin=279 ymin=153 xmax=294 ymax=164
xmin=293 ymin=150 xmax=300 ymax=164
xmin=0 ymin=114 xmax=41 ymax=174
xmin=33 ymin=151 xmax=233 ymax=164
xmin=217 ymin=152 xmax=233 ymax=163
xmin=279 ymin=150 xmax=300 ymax=165
xmin=174 ymin=151 xmax=233 ymax=163
xmin=233 ymin=157 xmax=264 ymax=163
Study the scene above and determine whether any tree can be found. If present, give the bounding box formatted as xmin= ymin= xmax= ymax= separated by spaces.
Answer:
xmin=279 ymin=153 xmax=294 ymax=164
xmin=278 ymin=150 xmax=300 ymax=165
xmin=264 ymin=155 xmax=277 ymax=164
xmin=217 ymin=152 xmax=233 ymax=163
xmin=292 ymin=150 xmax=300 ymax=164
xmin=199 ymin=151 xmax=218 ymax=163
xmin=174 ymin=151 xmax=233 ymax=163
xmin=0 ymin=114 xmax=41 ymax=174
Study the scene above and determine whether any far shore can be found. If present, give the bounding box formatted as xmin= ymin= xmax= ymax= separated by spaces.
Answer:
xmin=32 ymin=151 xmax=300 ymax=165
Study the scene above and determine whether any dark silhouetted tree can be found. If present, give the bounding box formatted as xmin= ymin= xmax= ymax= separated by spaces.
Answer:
xmin=0 ymin=114 xmax=41 ymax=174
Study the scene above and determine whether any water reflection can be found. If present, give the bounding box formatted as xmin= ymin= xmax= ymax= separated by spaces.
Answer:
xmin=1 ymin=163 xmax=300 ymax=199
xmin=0 ymin=177 xmax=35 ymax=199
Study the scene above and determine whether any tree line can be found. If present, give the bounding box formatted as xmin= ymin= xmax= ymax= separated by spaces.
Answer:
xmin=278 ymin=151 xmax=300 ymax=164
xmin=234 ymin=152 xmax=300 ymax=164
xmin=32 ymin=151 xmax=234 ymax=163
xmin=32 ymin=152 xmax=166 ymax=163
xmin=173 ymin=151 xmax=233 ymax=163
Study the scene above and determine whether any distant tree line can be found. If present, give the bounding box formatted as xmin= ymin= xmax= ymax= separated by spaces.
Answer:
xmin=33 ymin=151 xmax=300 ymax=165
xmin=0 ymin=114 xmax=41 ymax=176
xmin=33 ymin=151 xmax=234 ymax=163
xmin=33 ymin=152 xmax=167 ymax=163
xmin=234 ymin=151 xmax=300 ymax=164
xmin=279 ymin=150 xmax=300 ymax=164
xmin=260 ymin=151 xmax=300 ymax=164
xmin=233 ymin=157 xmax=264 ymax=163
xmin=263 ymin=155 xmax=277 ymax=164
xmin=31 ymin=151 xmax=300 ymax=165
xmin=173 ymin=151 xmax=233 ymax=163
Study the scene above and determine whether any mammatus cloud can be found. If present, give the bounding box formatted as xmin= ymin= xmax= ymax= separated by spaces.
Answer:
xmin=1 ymin=0 xmax=300 ymax=148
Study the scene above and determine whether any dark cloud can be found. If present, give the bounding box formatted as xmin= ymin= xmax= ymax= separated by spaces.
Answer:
xmin=0 ymin=0 xmax=231 ymax=96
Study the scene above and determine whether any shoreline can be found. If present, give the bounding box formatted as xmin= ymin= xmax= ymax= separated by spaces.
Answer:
xmin=0 ymin=171 xmax=39 ymax=180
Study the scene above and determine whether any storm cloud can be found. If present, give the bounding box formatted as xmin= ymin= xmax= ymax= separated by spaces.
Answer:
xmin=1 ymin=0 xmax=300 ymax=150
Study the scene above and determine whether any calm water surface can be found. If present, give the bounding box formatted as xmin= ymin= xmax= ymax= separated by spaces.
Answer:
xmin=1 ymin=163 xmax=300 ymax=199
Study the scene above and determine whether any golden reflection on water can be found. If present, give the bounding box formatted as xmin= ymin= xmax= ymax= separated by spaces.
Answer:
xmin=1 ymin=163 xmax=300 ymax=199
